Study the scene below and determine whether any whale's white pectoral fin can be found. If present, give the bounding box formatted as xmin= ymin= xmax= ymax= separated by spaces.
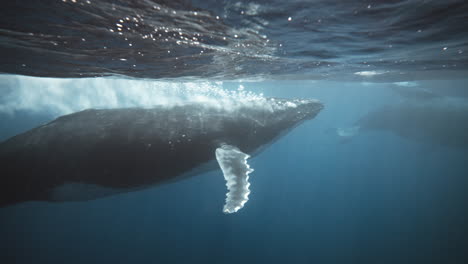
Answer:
xmin=215 ymin=144 xmax=254 ymax=214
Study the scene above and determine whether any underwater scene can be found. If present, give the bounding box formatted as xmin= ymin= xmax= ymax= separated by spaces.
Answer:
xmin=1 ymin=1 xmax=467 ymax=264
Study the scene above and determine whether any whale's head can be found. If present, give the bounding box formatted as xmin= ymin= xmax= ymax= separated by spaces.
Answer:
xmin=220 ymin=97 xmax=323 ymax=153
xmin=271 ymin=98 xmax=324 ymax=122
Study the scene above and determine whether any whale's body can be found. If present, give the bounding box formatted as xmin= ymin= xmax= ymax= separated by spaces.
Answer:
xmin=337 ymin=95 xmax=468 ymax=150
xmin=356 ymin=98 xmax=468 ymax=148
xmin=0 ymin=98 xmax=323 ymax=213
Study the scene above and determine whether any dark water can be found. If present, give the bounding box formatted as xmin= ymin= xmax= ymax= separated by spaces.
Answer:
xmin=1 ymin=0 xmax=467 ymax=80
xmin=1 ymin=78 xmax=467 ymax=264
xmin=1 ymin=1 xmax=468 ymax=264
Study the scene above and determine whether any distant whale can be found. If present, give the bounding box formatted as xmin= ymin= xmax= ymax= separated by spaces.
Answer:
xmin=0 ymin=98 xmax=323 ymax=213
xmin=337 ymin=97 xmax=468 ymax=149
xmin=390 ymin=85 xmax=440 ymax=100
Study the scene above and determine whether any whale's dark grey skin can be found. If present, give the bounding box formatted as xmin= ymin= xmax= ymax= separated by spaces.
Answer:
xmin=390 ymin=86 xmax=440 ymax=101
xmin=0 ymin=98 xmax=323 ymax=212
xmin=337 ymin=97 xmax=468 ymax=149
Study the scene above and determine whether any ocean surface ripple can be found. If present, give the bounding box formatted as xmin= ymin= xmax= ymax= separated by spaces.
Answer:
xmin=1 ymin=0 xmax=467 ymax=81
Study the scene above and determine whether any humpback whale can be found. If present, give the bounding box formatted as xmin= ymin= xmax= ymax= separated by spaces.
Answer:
xmin=0 ymin=98 xmax=323 ymax=213
xmin=337 ymin=96 xmax=468 ymax=150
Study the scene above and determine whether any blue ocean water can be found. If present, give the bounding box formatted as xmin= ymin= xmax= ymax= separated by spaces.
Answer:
xmin=1 ymin=0 xmax=468 ymax=263
xmin=1 ymin=78 xmax=467 ymax=264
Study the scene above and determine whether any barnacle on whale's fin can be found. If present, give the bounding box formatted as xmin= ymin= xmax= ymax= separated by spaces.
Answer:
xmin=215 ymin=144 xmax=254 ymax=214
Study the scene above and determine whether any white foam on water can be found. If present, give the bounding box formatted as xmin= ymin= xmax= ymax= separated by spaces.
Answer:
xmin=354 ymin=70 xmax=387 ymax=77
xmin=393 ymin=81 xmax=419 ymax=87
xmin=0 ymin=75 xmax=299 ymax=117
